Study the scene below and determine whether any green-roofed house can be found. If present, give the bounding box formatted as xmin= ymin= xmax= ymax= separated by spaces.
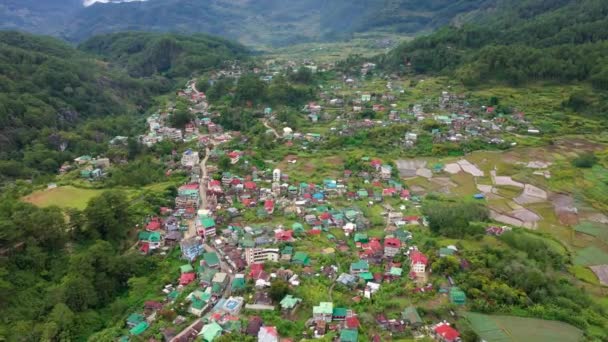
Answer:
xmin=180 ymin=264 xmax=194 ymax=274
xmin=281 ymin=245 xmax=294 ymax=261
xmin=389 ymin=267 xmax=403 ymax=277
xmin=450 ymin=287 xmax=466 ymax=305
xmin=231 ymin=276 xmax=246 ymax=293
xmin=357 ymin=190 xmax=369 ymax=199
xmin=203 ymin=252 xmax=220 ymax=268
xmin=359 ymin=272 xmax=374 ymax=282
xmin=198 ymin=216 xmax=216 ymax=238
xmin=332 ymin=307 xmax=348 ymax=321
xmin=292 ymin=251 xmax=310 ymax=266
xmin=188 ymin=289 xmax=212 ymax=316
xmin=201 ymin=322 xmax=223 ymax=342
xmin=439 ymin=247 xmax=457 ymax=257
xmin=126 ymin=313 xmax=145 ymax=328
xmin=292 ymin=222 xmax=305 ymax=235
xmin=354 ymin=233 xmax=368 ymax=243
xmin=313 ymin=302 xmax=333 ymax=322
xmin=280 ymin=295 xmax=302 ymax=314
xmin=350 ymin=260 xmax=369 ymax=274
xmin=340 ymin=329 xmax=358 ymax=342
xmin=129 ymin=321 xmax=149 ymax=336
xmin=402 ymin=306 xmax=423 ymax=327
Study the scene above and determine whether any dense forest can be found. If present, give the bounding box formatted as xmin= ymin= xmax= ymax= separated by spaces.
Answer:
xmin=0 ymin=31 xmax=246 ymax=180
xmin=0 ymin=188 xmax=177 ymax=341
xmin=79 ymin=32 xmax=248 ymax=78
xmin=381 ymin=0 xmax=608 ymax=89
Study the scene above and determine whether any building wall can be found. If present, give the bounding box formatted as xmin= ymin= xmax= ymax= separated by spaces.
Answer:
xmin=245 ymin=248 xmax=280 ymax=265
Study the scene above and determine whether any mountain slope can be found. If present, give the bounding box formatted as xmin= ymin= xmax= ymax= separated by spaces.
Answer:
xmin=380 ymin=0 xmax=608 ymax=90
xmin=0 ymin=0 xmax=82 ymax=35
xmin=78 ymin=32 xmax=248 ymax=78
xmin=0 ymin=30 xmax=246 ymax=176
xmin=56 ymin=0 xmax=500 ymax=46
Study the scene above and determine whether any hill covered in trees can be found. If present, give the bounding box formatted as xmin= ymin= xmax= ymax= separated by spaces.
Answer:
xmin=78 ymin=32 xmax=248 ymax=78
xmin=3 ymin=0 xmax=503 ymax=47
xmin=380 ymin=0 xmax=608 ymax=90
xmin=0 ymin=31 xmax=246 ymax=180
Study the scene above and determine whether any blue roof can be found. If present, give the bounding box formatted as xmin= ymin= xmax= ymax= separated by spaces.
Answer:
xmin=313 ymin=193 xmax=324 ymax=199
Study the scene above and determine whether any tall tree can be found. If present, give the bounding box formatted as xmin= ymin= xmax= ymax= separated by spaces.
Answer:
xmin=84 ymin=191 xmax=131 ymax=243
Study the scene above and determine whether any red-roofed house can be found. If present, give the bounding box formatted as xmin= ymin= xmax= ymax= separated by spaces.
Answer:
xmin=433 ymin=323 xmax=460 ymax=342
xmin=345 ymin=316 xmax=360 ymax=330
xmin=384 ymin=238 xmax=401 ymax=257
xmin=362 ymin=238 xmax=382 ymax=257
xmin=264 ymin=200 xmax=275 ymax=214
xmin=258 ymin=326 xmax=279 ymax=342
xmin=249 ymin=264 xmax=265 ymax=279
xmin=370 ymin=159 xmax=382 ymax=170
xmin=179 ymin=272 xmax=196 ymax=286
xmin=405 ymin=216 xmax=420 ymax=225
xmin=410 ymin=251 xmax=428 ymax=274
xmin=227 ymin=151 xmax=241 ymax=164
xmin=275 ymin=230 xmax=294 ymax=242
xmin=146 ymin=217 xmax=162 ymax=231
xmin=244 ymin=181 xmax=257 ymax=191
xmin=383 ymin=188 xmax=397 ymax=197
xmin=400 ymin=189 xmax=411 ymax=200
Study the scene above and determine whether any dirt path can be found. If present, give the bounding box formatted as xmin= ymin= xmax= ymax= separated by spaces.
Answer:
xmin=262 ymin=119 xmax=280 ymax=138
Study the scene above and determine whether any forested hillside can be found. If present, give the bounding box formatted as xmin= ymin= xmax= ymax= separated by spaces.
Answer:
xmin=78 ymin=32 xmax=248 ymax=78
xmin=55 ymin=0 xmax=501 ymax=46
xmin=381 ymin=0 xmax=608 ymax=90
xmin=0 ymin=31 xmax=246 ymax=180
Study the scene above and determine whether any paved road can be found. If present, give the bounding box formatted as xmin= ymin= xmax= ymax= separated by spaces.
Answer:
xmin=199 ymin=147 xmax=210 ymax=210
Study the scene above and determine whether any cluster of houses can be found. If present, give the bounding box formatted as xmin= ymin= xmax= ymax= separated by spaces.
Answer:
xmin=59 ymin=155 xmax=111 ymax=180
xmin=118 ymin=62 xmax=491 ymax=342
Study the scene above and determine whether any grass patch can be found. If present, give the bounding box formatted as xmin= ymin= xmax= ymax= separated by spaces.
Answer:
xmin=570 ymin=265 xmax=600 ymax=285
xmin=464 ymin=312 xmax=583 ymax=342
xmin=573 ymin=246 xmax=608 ymax=266
xmin=23 ymin=186 xmax=106 ymax=210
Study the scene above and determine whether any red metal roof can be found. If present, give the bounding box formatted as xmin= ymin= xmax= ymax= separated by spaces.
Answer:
xmin=410 ymin=251 xmax=428 ymax=266
xmin=434 ymin=323 xmax=460 ymax=342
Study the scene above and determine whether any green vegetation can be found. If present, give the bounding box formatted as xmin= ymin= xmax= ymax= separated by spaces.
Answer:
xmin=79 ymin=32 xmax=248 ymax=78
xmin=0 ymin=190 xmax=167 ymax=340
xmin=465 ymin=312 xmax=583 ymax=342
xmin=0 ymin=30 xmax=246 ymax=181
xmin=382 ymin=0 xmax=608 ymax=100
xmin=22 ymin=186 xmax=106 ymax=210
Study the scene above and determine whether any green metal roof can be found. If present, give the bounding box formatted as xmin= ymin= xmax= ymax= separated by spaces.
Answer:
xmin=280 ymin=295 xmax=302 ymax=309
xmin=231 ymin=277 xmax=246 ymax=290
xmin=402 ymin=306 xmax=423 ymax=324
xmin=292 ymin=251 xmax=310 ymax=265
xmin=313 ymin=302 xmax=333 ymax=315
xmin=126 ymin=313 xmax=144 ymax=325
xmin=333 ymin=307 xmax=348 ymax=317
xmin=203 ymin=252 xmax=220 ymax=266
xmin=359 ymin=272 xmax=373 ymax=281
xmin=129 ymin=321 xmax=149 ymax=336
xmin=201 ymin=322 xmax=223 ymax=342
xmin=340 ymin=329 xmax=358 ymax=342
xmin=390 ymin=267 xmax=403 ymax=276
xmin=200 ymin=216 xmax=216 ymax=229
xmin=180 ymin=264 xmax=194 ymax=274
xmin=350 ymin=260 xmax=369 ymax=271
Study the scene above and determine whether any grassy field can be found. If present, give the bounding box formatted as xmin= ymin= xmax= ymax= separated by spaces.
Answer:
xmin=23 ymin=186 xmax=106 ymax=210
xmin=465 ymin=313 xmax=583 ymax=342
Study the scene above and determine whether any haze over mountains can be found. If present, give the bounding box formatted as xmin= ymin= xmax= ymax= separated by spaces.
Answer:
xmin=1 ymin=0 xmax=498 ymax=46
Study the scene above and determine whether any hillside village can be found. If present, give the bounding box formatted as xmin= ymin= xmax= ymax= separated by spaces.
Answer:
xmin=52 ymin=57 xmax=603 ymax=342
